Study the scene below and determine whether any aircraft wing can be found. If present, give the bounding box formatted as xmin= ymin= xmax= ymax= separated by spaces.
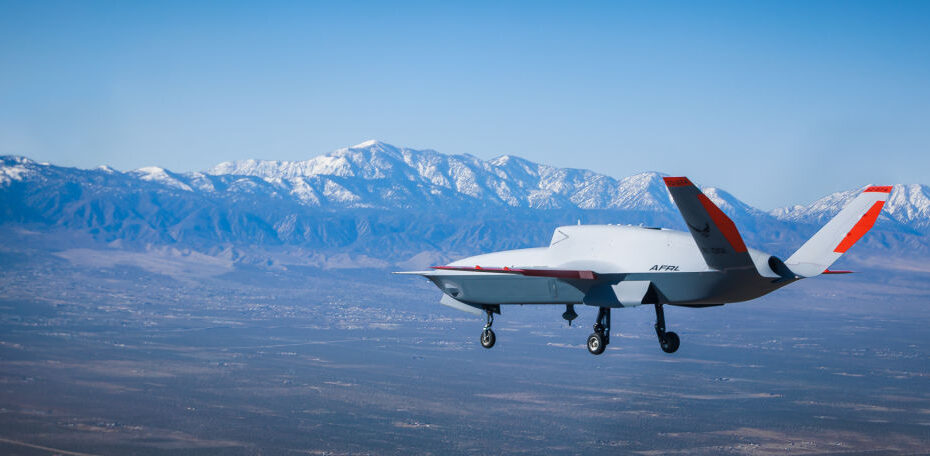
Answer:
xmin=663 ymin=176 xmax=755 ymax=271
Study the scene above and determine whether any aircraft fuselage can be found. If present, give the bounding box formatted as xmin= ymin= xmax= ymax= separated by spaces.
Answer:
xmin=426 ymin=224 xmax=792 ymax=308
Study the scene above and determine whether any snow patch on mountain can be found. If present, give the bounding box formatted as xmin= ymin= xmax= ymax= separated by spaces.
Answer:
xmin=186 ymin=172 xmax=217 ymax=192
xmin=288 ymin=177 xmax=321 ymax=205
xmin=131 ymin=167 xmax=193 ymax=192
xmin=0 ymin=156 xmax=36 ymax=186
xmin=772 ymin=184 xmax=930 ymax=231
xmin=612 ymin=172 xmax=673 ymax=211
xmin=322 ymin=179 xmax=361 ymax=204
xmin=353 ymin=139 xmax=381 ymax=148
xmin=885 ymin=184 xmax=930 ymax=228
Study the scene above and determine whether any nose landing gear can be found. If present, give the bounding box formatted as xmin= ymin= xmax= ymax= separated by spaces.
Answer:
xmin=480 ymin=308 xmax=496 ymax=349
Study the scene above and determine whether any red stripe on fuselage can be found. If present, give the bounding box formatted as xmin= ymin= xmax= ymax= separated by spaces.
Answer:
xmin=431 ymin=265 xmax=598 ymax=280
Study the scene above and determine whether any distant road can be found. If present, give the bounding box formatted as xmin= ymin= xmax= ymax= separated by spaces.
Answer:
xmin=0 ymin=436 xmax=101 ymax=456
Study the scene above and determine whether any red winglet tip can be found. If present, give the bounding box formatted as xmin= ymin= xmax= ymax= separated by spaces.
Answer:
xmin=864 ymin=186 xmax=892 ymax=193
xmin=663 ymin=176 xmax=692 ymax=187
xmin=823 ymin=269 xmax=854 ymax=274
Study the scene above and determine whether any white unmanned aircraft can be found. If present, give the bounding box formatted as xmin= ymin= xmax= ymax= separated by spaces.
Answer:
xmin=399 ymin=178 xmax=891 ymax=355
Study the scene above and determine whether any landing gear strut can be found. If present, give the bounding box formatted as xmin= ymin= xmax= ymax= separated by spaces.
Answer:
xmin=480 ymin=308 xmax=496 ymax=349
xmin=587 ymin=307 xmax=611 ymax=355
xmin=654 ymin=304 xmax=680 ymax=353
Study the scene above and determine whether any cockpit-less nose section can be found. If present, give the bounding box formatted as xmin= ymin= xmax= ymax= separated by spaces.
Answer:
xmin=398 ymin=177 xmax=891 ymax=355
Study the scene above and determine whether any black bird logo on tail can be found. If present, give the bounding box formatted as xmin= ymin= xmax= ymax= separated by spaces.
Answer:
xmin=687 ymin=222 xmax=711 ymax=238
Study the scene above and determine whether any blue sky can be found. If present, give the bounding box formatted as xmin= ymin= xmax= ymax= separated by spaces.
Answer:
xmin=1 ymin=1 xmax=928 ymax=209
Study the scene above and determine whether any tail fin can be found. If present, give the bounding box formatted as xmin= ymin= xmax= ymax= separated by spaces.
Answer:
xmin=663 ymin=176 xmax=755 ymax=271
xmin=786 ymin=186 xmax=892 ymax=277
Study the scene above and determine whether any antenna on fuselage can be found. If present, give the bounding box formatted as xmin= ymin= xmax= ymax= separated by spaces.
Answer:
xmin=577 ymin=219 xmax=581 ymax=225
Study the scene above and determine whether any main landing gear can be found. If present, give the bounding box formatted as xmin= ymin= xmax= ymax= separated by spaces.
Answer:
xmin=480 ymin=308 xmax=496 ymax=349
xmin=475 ymin=303 xmax=681 ymax=354
xmin=587 ymin=307 xmax=611 ymax=355
xmin=654 ymin=303 xmax=680 ymax=353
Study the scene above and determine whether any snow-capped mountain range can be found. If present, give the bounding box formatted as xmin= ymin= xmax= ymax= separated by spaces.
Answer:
xmin=1 ymin=140 xmax=927 ymax=261
xmin=206 ymin=140 xmax=685 ymax=211
xmin=772 ymin=183 xmax=930 ymax=232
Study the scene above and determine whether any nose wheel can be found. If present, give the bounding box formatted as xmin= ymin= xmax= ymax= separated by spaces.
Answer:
xmin=587 ymin=307 xmax=611 ymax=355
xmin=481 ymin=328 xmax=496 ymax=348
xmin=480 ymin=308 xmax=496 ymax=349
xmin=654 ymin=304 xmax=680 ymax=353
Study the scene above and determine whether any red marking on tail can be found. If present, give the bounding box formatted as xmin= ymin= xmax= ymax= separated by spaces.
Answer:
xmin=864 ymin=186 xmax=892 ymax=193
xmin=663 ymin=177 xmax=693 ymax=187
xmin=834 ymin=201 xmax=885 ymax=253
xmin=696 ymin=194 xmax=748 ymax=253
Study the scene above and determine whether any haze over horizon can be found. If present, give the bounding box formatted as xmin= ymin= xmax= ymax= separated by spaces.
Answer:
xmin=2 ymin=1 xmax=929 ymax=210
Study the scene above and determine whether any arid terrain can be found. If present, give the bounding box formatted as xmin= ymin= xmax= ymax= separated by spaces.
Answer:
xmin=1 ymin=246 xmax=929 ymax=455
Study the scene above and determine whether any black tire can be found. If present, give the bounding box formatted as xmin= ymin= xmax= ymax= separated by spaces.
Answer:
xmin=480 ymin=329 xmax=496 ymax=349
xmin=587 ymin=332 xmax=606 ymax=355
xmin=660 ymin=331 xmax=680 ymax=353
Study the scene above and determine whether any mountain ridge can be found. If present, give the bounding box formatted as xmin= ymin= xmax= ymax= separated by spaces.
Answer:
xmin=6 ymin=141 xmax=925 ymax=224
xmin=1 ymin=141 xmax=927 ymax=266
